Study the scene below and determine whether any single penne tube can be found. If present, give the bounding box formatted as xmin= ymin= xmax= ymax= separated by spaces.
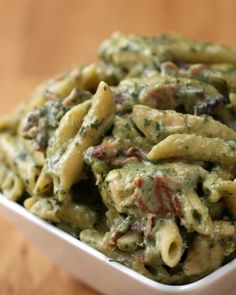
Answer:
xmin=181 ymin=190 xmax=213 ymax=235
xmin=116 ymin=232 xmax=142 ymax=252
xmin=132 ymin=105 xmax=236 ymax=143
xmin=148 ymin=134 xmax=236 ymax=165
xmin=158 ymin=33 xmax=236 ymax=64
xmin=51 ymin=99 xmax=92 ymax=146
xmin=47 ymin=64 xmax=99 ymax=97
xmin=77 ymin=63 xmax=100 ymax=91
xmin=155 ymin=218 xmax=183 ymax=267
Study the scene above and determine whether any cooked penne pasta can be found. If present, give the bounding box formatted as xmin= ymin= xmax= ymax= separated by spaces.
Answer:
xmin=148 ymin=134 xmax=236 ymax=165
xmin=113 ymin=75 xmax=227 ymax=115
xmin=202 ymin=165 xmax=234 ymax=200
xmin=47 ymin=81 xmax=115 ymax=198
xmin=112 ymin=115 xmax=152 ymax=150
xmin=2 ymin=33 xmax=236 ymax=285
xmin=99 ymin=32 xmax=236 ymax=69
xmin=217 ymin=180 xmax=236 ymax=215
xmin=181 ymin=190 xmax=213 ymax=235
xmin=25 ymin=197 xmax=97 ymax=229
xmin=52 ymin=99 xmax=92 ymax=145
xmin=0 ymin=163 xmax=24 ymax=201
xmin=155 ymin=219 xmax=183 ymax=267
xmin=34 ymin=99 xmax=92 ymax=195
xmin=0 ymin=134 xmax=41 ymax=194
xmin=183 ymin=235 xmax=224 ymax=276
xmin=132 ymin=105 xmax=236 ymax=143
xmin=24 ymin=196 xmax=60 ymax=222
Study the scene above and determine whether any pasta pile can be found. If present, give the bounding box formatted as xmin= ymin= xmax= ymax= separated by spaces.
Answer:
xmin=1 ymin=32 xmax=236 ymax=284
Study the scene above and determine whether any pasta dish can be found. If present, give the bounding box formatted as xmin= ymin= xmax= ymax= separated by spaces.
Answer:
xmin=1 ymin=33 xmax=236 ymax=284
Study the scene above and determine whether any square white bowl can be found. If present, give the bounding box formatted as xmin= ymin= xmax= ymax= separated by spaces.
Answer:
xmin=0 ymin=194 xmax=235 ymax=295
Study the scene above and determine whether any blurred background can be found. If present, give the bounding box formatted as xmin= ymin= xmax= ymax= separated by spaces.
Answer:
xmin=0 ymin=0 xmax=236 ymax=294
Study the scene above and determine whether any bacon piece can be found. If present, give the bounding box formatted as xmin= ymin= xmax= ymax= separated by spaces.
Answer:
xmin=154 ymin=176 xmax=181 ymax=217
xmin=134 ymin=177 xmax=144 ymax=188
xmin=134 ymin=175 xmax=182 ymax=218
xmin=91 ymin=142 xmax=118 ymax=159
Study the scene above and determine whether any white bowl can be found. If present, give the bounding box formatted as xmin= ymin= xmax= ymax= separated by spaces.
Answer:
xmin=0 ymin=194 xmax=235 ymax=295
